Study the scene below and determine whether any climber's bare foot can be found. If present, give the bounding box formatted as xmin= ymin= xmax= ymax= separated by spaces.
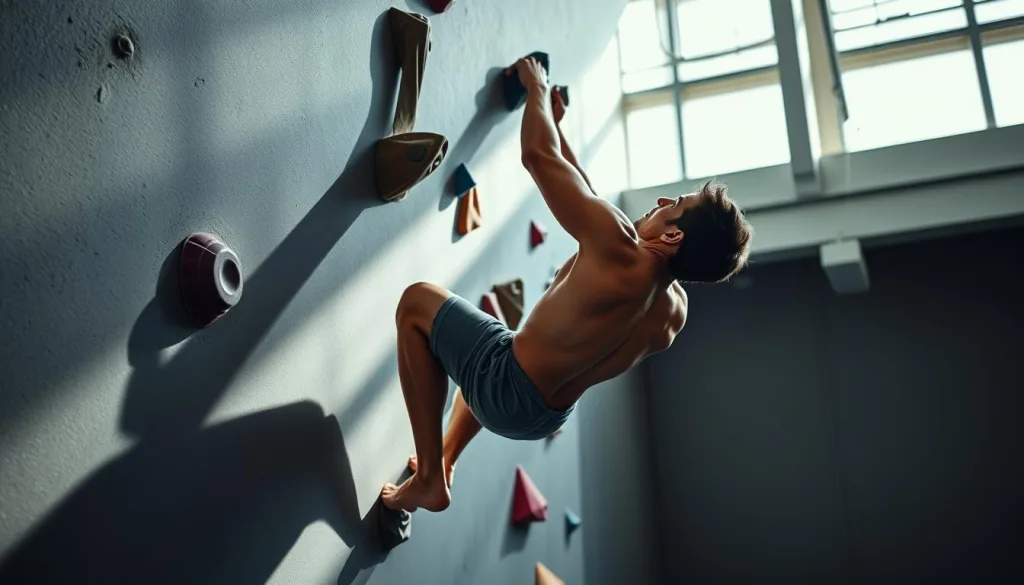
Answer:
xmin=408 ymin=454 xmax=456 ymax=488
xmin=381 ymin=473 xmax=451 ymax=512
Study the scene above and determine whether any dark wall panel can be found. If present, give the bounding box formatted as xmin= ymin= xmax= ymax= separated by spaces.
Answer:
xmin=648 ymin=226 xmax=1024 ymax=584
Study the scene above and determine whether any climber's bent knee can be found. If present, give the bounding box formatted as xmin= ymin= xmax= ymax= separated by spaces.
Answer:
xmin=396 ymin=282 xmax=452 ymax=332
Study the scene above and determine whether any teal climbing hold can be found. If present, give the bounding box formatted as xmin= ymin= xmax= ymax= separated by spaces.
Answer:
xmin=565 ymin=508 xmax=581 ymax=533
xmin=453 ymin=163 xmax=476 ymax=197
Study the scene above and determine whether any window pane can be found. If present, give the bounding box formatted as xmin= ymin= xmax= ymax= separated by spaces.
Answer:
xmin=622 ymin=66 xmax=675 ymax=93
xmin=840 ymin=50 xmax=986 ymax=151
xmin=675 ymin=0 xmax=775 ymax=59
xmin=626 ymin=103 xmax=684 ymax=188
xmin=983 ymin=38 xmax=1024 ymax=127
xmin=974 ymin=0 xmax=1024 ymax=23
xmin=677 ymin=44 xmax=777 ymax=82
xmin=833 ymin=4 xmax=967 ymax=51
xmin=831 ymin=0 xmax=963 ymax=30
xmin=618 ymin=0 xmax=671 ymax=73
xmin=681 ymin=83 xmax=790 ymax=178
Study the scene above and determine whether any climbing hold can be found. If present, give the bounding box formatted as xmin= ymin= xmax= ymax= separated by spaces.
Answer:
xmin=113 ymin=32 xmax=135 ymax=60
xmin=456 ymin=186 xmax=482 ymax=235
xmin=512 ymin=465 xmax=548 ymax=524
xmin=564 ymin=508 xmax=581 ymax=533
xmin=378 ymin=504 xmax=412 ymax=550
xmin=427 ymin=0 xmax=455 ymax=13
xmin=453 ymin=163 xmax=476 ymax=197
xmin=535 ymin=562 xmax=565 ymax=585
xmin=480 ymin=291 xmax=507 ymax=325
xmin=554 ymin=85 xmax=570 ymax=107
xmin=178 ymin=233 xmax=243 ymax=327
xmin=388 ymin=8 xmax=431 ymax=136
xmin=504 ymin=51 xmax=550 ymax=111
xmin=492 ymin=278 xmax=524 ymax=330
xmin=529 ymin=220 xmax=547 ymax=248
xmin=376 ymin=132 xmax=448 ymax=202
xmin=543 ymin=264 xmax=560 ymax=290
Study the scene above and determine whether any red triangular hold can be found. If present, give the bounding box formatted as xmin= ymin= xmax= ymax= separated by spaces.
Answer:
xmin=512 ymin=465 xmax=548 ymax=524
xmin=530 ymin=220 xmax=547 ymax=248
xmin=481 ymin=292 xmax=508 ymax=325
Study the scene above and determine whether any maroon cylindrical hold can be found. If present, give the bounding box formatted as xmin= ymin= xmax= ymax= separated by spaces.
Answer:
xmin=179 ymin=233 xmax=244 ymax=327
xmin=428 ymin=0 xmax=455 ymax=13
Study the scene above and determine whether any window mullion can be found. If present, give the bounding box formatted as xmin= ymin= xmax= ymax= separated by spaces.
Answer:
xmin=664 ymin=0 xmax=688 ymax=179
xmin=964 ymin=0 xmax=998 ymax=128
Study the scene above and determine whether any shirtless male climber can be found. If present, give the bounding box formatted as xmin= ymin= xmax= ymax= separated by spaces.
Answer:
xmin=381 ymin=56 xmax=753 ymax=512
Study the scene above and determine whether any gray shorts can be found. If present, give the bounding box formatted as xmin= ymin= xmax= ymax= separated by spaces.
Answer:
xmin=429 ymin=294 xmax=574 ymax=440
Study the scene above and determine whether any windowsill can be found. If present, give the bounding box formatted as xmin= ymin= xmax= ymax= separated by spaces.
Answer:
xmin=622 ymin=124 xmax=1024 ymax=213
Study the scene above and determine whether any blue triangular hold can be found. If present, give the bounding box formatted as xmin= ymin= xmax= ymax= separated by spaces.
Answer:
xmin=565 ymin=508 xmax=581 ymax=533
xmin=453 ymin=163 xmax=476 ymax=197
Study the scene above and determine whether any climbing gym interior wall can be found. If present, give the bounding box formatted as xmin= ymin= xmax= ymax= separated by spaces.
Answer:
xmin=645 ymin=226 xmax=1024 ymax=583
xmin=0 ymin=1 xmax=658 ymax=584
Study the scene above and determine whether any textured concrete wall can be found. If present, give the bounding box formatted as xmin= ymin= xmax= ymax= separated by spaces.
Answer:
xmin=645 ymin=227 xmax=1024 ymax=583
xmin=0 ymin=1 xmax=645 ymax=583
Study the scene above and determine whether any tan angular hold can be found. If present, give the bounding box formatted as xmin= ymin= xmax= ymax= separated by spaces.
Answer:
xmin=375 ymin=132 xmax=448 ymax=202
xmin=492 ymin=278 xmax=524 ymax=330
xmin=388 ymin=8 xmax=431 ymax=136
xmin=535 ymin=562 xmax=564 ymax=585
xmin=456 ymin=187 xmax=482 ymax=235
xmin=480 ymin=292 xmax=507 ymax=325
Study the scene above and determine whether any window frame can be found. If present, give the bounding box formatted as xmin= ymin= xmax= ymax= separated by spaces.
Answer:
xmin=619 ymin=0 xmax=785 ymax=183
xmin=823 ymin=0 xmax=1024 ymax=145
xmin=616 ymin=0 xmax=1024 ymax=189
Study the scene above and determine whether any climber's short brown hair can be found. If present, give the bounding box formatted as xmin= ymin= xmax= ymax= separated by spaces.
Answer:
xmin=667 ymin=181 xmax=752 ymax=283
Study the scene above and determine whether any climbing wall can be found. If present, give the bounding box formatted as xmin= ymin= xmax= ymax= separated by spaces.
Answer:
xmin=0 ymin=0 xmax=639 ymax=584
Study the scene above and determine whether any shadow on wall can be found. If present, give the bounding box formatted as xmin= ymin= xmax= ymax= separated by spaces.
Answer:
xmin=0 ymin=11 xmax=402 ymax=585
xmin=0 ymin=401 xmax=373 ymax=584
xmin=0 ymin=186 xmax=562 ymax=585
xmin=0 ymin=2 xmax=624 ymax=580
xmin=438 ymin=66 xmax=508 ymax=213
xmin=118 ymin=10 xmax=397 ymax=441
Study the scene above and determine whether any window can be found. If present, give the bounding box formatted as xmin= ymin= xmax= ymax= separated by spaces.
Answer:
xmin=982 ymin=36 xmax=1024 ymax=126
xmin=626 ymin=100 xmax=684 ymax=188
xmin=975 ymin=0 xmax=1024 ymax=24
xmin=841 ymin=48 xmax=987 ymax=150
xmin=617 ymin=0 xmax=787 ymax=187
xmin=829 ymin=0 xmax=968 ymax=52
xmin=615 ymin=0 xmax=1024 ymax=191
xmin=681 ymin=81 xmax=791 ymax=178
xmin=618 ymin=0 xmax=673 ymax=93
xmin=825 ymin=0 xmax=1024 ymax=149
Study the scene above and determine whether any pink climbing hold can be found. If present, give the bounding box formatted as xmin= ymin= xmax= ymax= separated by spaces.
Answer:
xmin=530 ymin=220 xmax=547 ymax=248
xmin=481 ymin=292 xmax=507 ymax=325
xmin=511 ymin=465 xmax=548 ymax=524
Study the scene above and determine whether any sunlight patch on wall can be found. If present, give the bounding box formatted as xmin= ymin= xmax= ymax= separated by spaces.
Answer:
xmin=266 ymin=520 xmax=345 ymax=585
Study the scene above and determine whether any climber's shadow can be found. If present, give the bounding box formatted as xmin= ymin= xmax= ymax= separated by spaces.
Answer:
xmin=0 ymin=401 xmax=377 ymax=584
xmin=0 ymin=10 xmax=403 ymax=584
xmin=438 ymin=66 xmax=508 ymax=212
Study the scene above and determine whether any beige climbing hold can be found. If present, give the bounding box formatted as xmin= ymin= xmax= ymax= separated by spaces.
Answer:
xmin=535 ymin=562 xmax=565 ymax=585
xmin=480 ymin=291 xmax=507 ymax=325
xmin=375 ymin=132 xmax=448 ymax=202
xmin=388 ymin=8 xmax=431 ymax=136
xmin=456 ymin=187 xmax=482 ymax=235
